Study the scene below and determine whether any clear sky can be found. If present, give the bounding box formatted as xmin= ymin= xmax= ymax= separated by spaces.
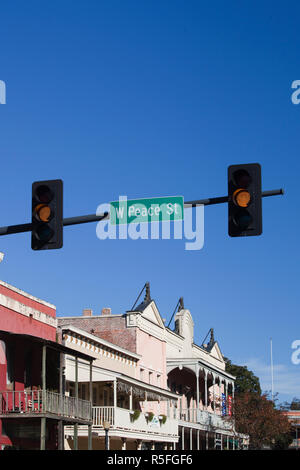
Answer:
xmin=0 ymin=1 xmax=299 ymax=404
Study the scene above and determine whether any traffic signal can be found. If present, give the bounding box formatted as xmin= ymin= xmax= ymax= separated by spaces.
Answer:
xmin=228 ymin=163 xmax=262 ymax=237
xmin=31 ymin=179 xmax=63 ymax=250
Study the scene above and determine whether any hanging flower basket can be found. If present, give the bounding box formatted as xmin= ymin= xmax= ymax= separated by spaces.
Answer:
xmin=130 ymin=409 xmax=141 ymax=422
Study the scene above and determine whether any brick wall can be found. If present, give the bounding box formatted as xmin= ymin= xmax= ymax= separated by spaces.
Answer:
xmin=57 ymin=315 xmax=137 ymax=353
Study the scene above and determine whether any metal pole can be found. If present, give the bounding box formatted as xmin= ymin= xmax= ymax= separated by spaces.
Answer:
xmin=270 ymin=338 xmax=274 ymax=402
xmin=184 ymin=188 xmax=284 ymax=207
xmin=40 ymin=417 xmax=46 ymax=451
xmin=105 ymin=429 xmax=110 ymax=450
xmin=0 ymin=189 xmax=283 ymax=237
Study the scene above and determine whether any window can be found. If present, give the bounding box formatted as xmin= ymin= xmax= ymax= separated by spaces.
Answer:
xmin=93 ymin=386 xmax=98 ymax=404
xmin=103 ymin=389 xmax=108 ymax=406
xmin=69 ymin=384 xmax=75 ymax=397
xmin=140 ymin=368 xmax=144 ymax=381
xmin=149 ymin=372 xmax=153 ymax=384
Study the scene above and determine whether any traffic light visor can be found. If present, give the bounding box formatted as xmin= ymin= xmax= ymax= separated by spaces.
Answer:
xmin=233 ymin=169 xmax=251 ymax=188
xmin=35 ymin=185 xmax=53 ymax=203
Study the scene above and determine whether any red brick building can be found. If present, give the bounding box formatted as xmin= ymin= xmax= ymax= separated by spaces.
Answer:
xmin=0 ymin=280 xmax=94 ymax=450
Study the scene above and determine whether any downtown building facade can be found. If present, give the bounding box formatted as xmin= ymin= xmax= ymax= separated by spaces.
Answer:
xmin=0 ymin=279 xmax=94 ymax=450
xmin=58 ymin=284 xmax=247 ymax=450
xmin=0 ymin=277 xmax=247 ymax=450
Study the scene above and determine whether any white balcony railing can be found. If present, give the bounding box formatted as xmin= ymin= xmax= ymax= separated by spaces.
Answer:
xmin=179 ymin=408 xmax=233 ymax=431
xmin=91 ymin=406 xmax=178 ymax=437
xmin=0 ymin=390 xmax=92 ymax=422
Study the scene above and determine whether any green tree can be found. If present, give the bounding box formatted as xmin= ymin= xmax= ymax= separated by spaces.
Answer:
xmin=290 ymin=398 xmax=300 ymax=410
xmin=224 ymin=357 xmax=261 ymax=395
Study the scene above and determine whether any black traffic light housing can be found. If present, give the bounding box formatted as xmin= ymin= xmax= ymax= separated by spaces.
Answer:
xmin=228 ymin=163 xmax=262 ymax=237
xmin=31 ymin=179 xmax=63 ymax=250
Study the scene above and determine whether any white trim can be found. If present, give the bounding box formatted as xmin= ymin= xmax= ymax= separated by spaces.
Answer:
xmin=0 ymin=293 xmax=57 ymax=328
xmin=0 ymin=280 xmax=56 ymax=309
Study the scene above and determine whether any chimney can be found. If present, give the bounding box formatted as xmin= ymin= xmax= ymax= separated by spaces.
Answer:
xmin=101 ymin=308 xmax=112 ymax=315
xmin=82 ymin=309 xmax=93 ymax=317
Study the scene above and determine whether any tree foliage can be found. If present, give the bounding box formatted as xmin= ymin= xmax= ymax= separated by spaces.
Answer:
xmin=224 ymin=357 xmax=261 ymax=395
xmin=228 ymin=391 xmax=292 ymax=449
xmin=224 ymin=357 xmax=293 ymax=449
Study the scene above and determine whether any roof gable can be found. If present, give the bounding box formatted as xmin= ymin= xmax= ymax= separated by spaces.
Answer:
xmin=209 ymin=342 xmax=224 ymax=362
xmin=140 ymin=300 xmax=165 ymax=328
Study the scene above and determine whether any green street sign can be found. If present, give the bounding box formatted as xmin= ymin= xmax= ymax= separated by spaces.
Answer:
xmin=110 ymin=196 xmax=184 ymax=225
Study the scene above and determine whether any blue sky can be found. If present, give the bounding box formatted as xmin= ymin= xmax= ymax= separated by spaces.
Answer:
xmin=0 ymin=1 xmax=299 ymax=404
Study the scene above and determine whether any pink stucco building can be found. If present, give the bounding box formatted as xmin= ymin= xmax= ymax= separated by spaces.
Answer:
xmin=58 ymin=283 xmax=246 ymax=450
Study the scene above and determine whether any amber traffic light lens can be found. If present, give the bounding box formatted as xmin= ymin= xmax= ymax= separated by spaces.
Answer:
xmin=35 ymin=204 xmax=51 ymax=222
xmin=233 ymin=189 xmax=251 ymax=208
xmin=35 ymin=185 xmax=53 ymax=204
xmin=233 ymin=169 xmax=251 ymax=188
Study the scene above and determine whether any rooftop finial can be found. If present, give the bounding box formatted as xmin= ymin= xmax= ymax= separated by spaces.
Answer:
xmin=144 ymin=282 xmax=151 ymax=302
xmin=178 ymin=297 xmax=184 ymax=311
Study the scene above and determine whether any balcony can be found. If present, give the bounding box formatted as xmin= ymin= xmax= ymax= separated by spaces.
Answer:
xmin=0 ymin=390 xmax=92 ymax=423
xmin=179 ymin=408 xmax=233 ymax=432
xmin=66 ymin=406 xmax=178 ymax=441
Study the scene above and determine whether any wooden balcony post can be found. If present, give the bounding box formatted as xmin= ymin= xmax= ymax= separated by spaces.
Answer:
xmin=204 ymin=370 xmax=208 ymax=410
xmin=113 ymin=380 xmax=117 ymax=408
xmin=74 ymin=356 xmax=78 ymax=450
xmin=196 ymin=365 xmax=200 ymax=411
xmin=40 ymin=417 xmax=46 ymax=450
xmin=58 ymin=352 xmax=64 ymax=450
xmin=42 ymin=344 xmax=46 ymax=412
xmin=88 ymin=359 xmax=93 ymax=450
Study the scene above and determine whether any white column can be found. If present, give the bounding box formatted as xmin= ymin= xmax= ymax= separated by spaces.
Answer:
xmin=121 ymin=438 xmax=127 ymax=450
xmin=182 ymin=427 xmax=185 ymax=450
xmin=113 ymin=380 xmax=117 ymax=408
xmin=197 ymin=429 xmax=200 ymax=450
xmin=129 ymin=386 xmax=133 ymax=411
xmin=196 ymin=366 xmax=200 ymax=412
xmin=204 ymin=370 xmax=208 ymax=410
xmin=219 ymin=376 xmax=222 ymax=414
xmin=190 ymin=428 xmax=192 ymax=450
xmin=212 ymin=375 xmax=215 ymax=412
